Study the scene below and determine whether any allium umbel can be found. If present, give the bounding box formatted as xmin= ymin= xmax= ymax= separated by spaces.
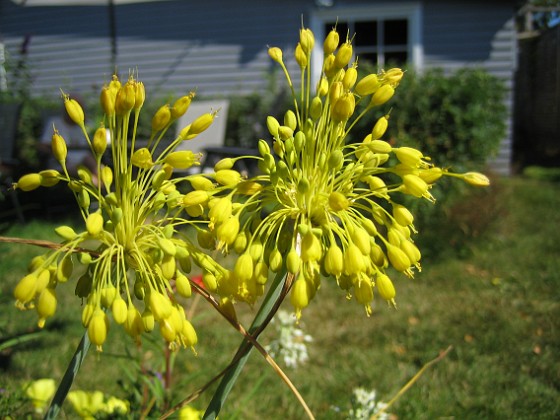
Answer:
xmin=12 ymin=27 xmax=489 ymax=351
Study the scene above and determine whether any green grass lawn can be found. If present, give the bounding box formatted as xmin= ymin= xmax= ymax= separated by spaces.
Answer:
xmin=1 ymin=176 xmax=559 ymax=419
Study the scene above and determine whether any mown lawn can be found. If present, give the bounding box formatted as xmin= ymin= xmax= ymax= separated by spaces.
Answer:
xmin=1 ymin=176 xmax=559 ymax=419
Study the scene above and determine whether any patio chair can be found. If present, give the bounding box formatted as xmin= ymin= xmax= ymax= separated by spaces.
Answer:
xmin=175 ymin=99 xmax=259 ymax=176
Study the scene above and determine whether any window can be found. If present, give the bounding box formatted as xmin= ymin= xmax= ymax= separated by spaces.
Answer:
xmin=311 ymin=3 xmax=422 ymax=71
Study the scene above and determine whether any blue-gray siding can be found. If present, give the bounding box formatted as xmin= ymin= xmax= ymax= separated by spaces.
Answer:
xmin=1 ymin=0 xmax=516 ymax=174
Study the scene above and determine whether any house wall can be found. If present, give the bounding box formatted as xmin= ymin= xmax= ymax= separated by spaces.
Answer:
xmin=1 ymin=0 xmax=516 ymax=174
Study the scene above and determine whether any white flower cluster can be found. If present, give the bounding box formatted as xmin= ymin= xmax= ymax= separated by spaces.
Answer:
xmin=265 ymin=310 xmax=313 ymax=368
xmin=347 ymin=387 xmax=390 ymax=420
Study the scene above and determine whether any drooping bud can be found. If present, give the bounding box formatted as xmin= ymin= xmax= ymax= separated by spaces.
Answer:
xmin=171 ymin=93 xmax=194 ymax=119
xmin=324 ymin=244 xmax=344 ymax=277
xmin=290 ymin=276 xmax=309 ymax=319
xmin=215 ymin=169 xmax=242 ymax=187
xmin=111 ymin=296 xmax=128 ymax=324
xmin=14 ymin=273 xmax=37 ymax=304
xmin=39 ymin=169 xmax=61 ymax=187
xmin=175 ymin=273 xmax=192 ymax=298
xmin=376 ymin=273 xmax=396 ymax=303
xmin=394 ymin=147 xmax=423 ymax=167
xmin=88 ymin=310 xmax=108 ymax=351
xmin=182 ymin=190 xmax=209 ymax=207
xmin=387 ymin=243 xmax=411 ymax=272
xmin=392 ymin=204 xmax=414 ymax=227
xmin=301 ymin=231 xmax=322 ymax=262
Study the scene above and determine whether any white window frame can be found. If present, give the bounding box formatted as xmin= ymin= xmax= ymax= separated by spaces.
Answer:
xmin=310 ymin=2 xmax=423 ymax=82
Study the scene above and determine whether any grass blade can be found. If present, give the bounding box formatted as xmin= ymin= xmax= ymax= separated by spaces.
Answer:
xmin=43 ymin=332 xmax=90 ymax=420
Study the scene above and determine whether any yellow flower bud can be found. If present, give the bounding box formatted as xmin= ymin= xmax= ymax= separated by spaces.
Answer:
xmin=395 ymin=146 xmax=423 ymax=167
xmin=393 ymin=204 xmax=414 ymax=227
xmin=125 ymin=305 xmax=143 ymax=337
xmin=290 ymin=276 xmax=309 ymax=319
xmin=190 ymin=112 xmax=214 ymax=135
xmin=202 ymin=272 xmax=218 ymax=292
xmin=344 ymin=243 xmax=366 ymax=275
xmin=149 ymin=290 xmax=173 ymax=321
xmin=299 ymin=27 xmax=315 ymax=54
xmin=284 ymin=110 xmax=297 ymax=131
xmin=295 ymin=43 xmax=308 ymax=69
xmin=165 ymin=150 xmax=198 ymax=169
xmin=14 ymin=273 xmax=37 ymax=304
xmin=112 ymin=296 xmax=128 ymax=324
xmin=355 ymin=74 xmax=380 ymax=96
xmin=463 ymin=172 xmax=490 ymax=187
xmin=115 ymin=82 xmax=136 ymax=116
xmin=51 ymin=132 xmax=68 ymax=163
xmin=329 ymin=81 xmax=343 ymax=105
xmin=268 ymin=47 xmax=283 ymax=63
xmin=301 ymin=231 xmax=322 ymax=262
xmin=323 ymin=29 xmax=339 ymax=55
xmin=334 ymin=42 xmax=353 ymax=69
xmin=101 ymin=166 xmax=113 ymax=191
xmin=402 ymin=174 xmax=431 ymax=199
xmin=151 ymin=104 xmax=171 ymax=132
xmin=215 ymin=169 xmax=242 ymax=186
xmin=383 ymin=68 xmax=404 ymax=85
xmin=139 ymin=308 xmax=153 ymax=333
xmin=323 ymin=53 xmax=337 ymax=78
xmin=400 ymin=239 xmax=421 ymax=266
xmin=158 ymin=237 xmax=177 ymax=256
xmin=376 ymin=273 xmax=396 ymax=302
xmin=100 ymin=285 xmax=117 ymax=308
xmin=175 ymin=273 xmax=192 ymax=298
xmin=86 ymin=212 xmax=104 ymax=236
xmin=324 ymin=244 xmax=343 ymax=277
xmin=370 ymin=84 xmax=395 ymax=107
xmin=329 ymin=191 xmax=349 ymax=211
xmin=39 ymin=169 xmax=60 ymax=187
xmin=88 ymin=310 xmax=108 ymax=351
xmin=181 ymin=319 xmax=198 ymax=348
xmin=237 ymin=180 xmax=263 ymax=195
xmin=16 ymin=173 xmax=42 ymax=192
xmin=63 ymin=94 xmax=85 ymax=127
xmin=387 ymin=243 xmax=411 ymax=272
xmin=189 ymin=175 xmax=214 ymax=191
xmin=343 ymin=66 xmax=358 ymax=90
xmin=56 ymin=255 xmax=73 ymax=283
xmin=182 ymin=190 xmax=209 ymax=207
xmin=170 ymin=93 xmax=194 ymax=119
xmin=93 ymin=127 xmax=108 ymax=156
xmin=266 ymin=115 xmax=280 ymax=137
xmin=131 ymin=148 xmax=154 ymax=169
xmin=100 ymin=85 xmax=116 ymax=116
xmin=332 ymin=92 xmax=355 ymax=122
xmin=351 ymin=226 xmax=371 ymax=256
xmin=161 ymin=254 xmax=176 ymax=280
xmin=419 ymin=167 xmax=444 ymax=184
xmin=268 ymin=248 xmax=283 ymax=272
xmin=371 ymin=115 xmax=389 ymax=140
xmin=234 ymin=253 xmax=254 ymax=283
xmin=134 ymin=81 xmax=145 ymax=110
xmin=217 ymin=216 xmax=240 ymax=248
xmin=310 ymin=96 xmax=323 ymax=120
xmin=55 ymin=225 xmax=78 ymax=241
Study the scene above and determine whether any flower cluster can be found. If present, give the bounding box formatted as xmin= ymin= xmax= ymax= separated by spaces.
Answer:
xmin=265 ymin=310 xmax=313 ymax=368
xmin=201 ymin=27 xmax=490 ymax=317
xmin=13 ymin=74 xmax=227 ymax=351
xmin=12 ymin=26 xmax=489 ymax=351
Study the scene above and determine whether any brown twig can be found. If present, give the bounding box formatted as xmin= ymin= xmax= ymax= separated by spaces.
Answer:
xmin=159 ymin=274 xmax=315 ymax=420
xmin=371 ymin=345 xmax=453 ymax=419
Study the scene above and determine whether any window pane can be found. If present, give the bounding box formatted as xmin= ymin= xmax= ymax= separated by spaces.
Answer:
xmin=358 ymin=52 xmax=377 ymax=66
xmin=384 ymin=19 xmax=408 ymax=46
xmin=355 ymin=20 xmax=377 ymax=47
xmin=385 ymin=51 xmax=408 ymax=66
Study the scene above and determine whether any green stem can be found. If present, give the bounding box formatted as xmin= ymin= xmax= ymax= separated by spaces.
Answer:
xmin=202 ymin=269 xmax=290 ymax=419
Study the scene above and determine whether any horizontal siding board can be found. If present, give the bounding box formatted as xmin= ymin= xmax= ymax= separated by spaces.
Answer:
xmin=1 ymin=0 xmax=516 ymax=173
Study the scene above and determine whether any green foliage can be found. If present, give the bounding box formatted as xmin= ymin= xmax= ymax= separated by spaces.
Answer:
xmin=389 ymin=67 xmax=507 ymax=171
